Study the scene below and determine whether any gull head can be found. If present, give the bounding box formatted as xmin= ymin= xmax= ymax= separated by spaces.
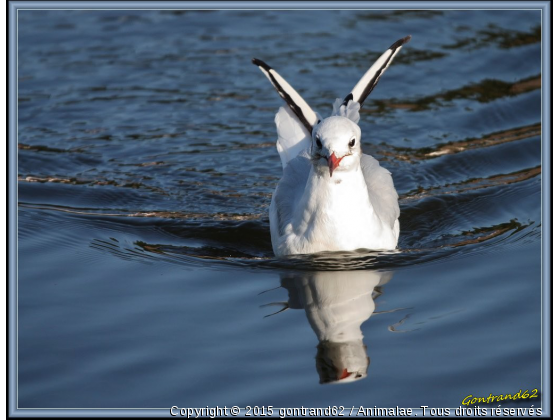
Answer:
xmin=311 ymin=116 xmax=362 ymax=178
xmin=316 ymin=340 xmax=369 ymax=384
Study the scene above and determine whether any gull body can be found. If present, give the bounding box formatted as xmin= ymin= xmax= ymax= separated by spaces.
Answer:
xmin=253 ymin=36 xmax=409 ymax=257
xmin=270 ymin=117 xmax=399 ymax=256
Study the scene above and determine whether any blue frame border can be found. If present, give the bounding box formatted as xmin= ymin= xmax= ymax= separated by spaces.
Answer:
xmin=8 ymin=1 xmax=551 ymax=417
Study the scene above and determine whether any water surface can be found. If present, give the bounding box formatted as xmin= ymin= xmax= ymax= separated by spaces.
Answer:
xmin=17 ymin=9 xmax=542 ymax=409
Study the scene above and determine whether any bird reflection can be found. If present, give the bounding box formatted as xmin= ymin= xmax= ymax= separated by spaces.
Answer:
xmin=265 ymin=270 xmax=393 ymax=384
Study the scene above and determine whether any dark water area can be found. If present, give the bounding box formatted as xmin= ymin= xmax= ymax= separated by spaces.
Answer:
xmin=17 ymin=9 xmax=542 ymax=409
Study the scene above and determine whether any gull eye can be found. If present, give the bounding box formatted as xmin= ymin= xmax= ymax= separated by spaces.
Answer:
xmin=349 ymin=137 xmax=356 ymax=147
xmin=315 ymin=135 xmax=322 ymax=149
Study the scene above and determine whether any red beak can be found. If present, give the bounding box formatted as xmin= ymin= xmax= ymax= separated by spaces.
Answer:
xmin=327 ymin=154 xmax=344 ymax=177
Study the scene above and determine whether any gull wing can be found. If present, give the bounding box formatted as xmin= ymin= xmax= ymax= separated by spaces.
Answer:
xmin=360 ymin=154 xmax=400 ymax=238
xmin=341 ymin=35 xmax=411 ymax=108
xmin=274 ymin=105 xmax=312 ymax=169
xmin=252 ymin=58 xmax=318 ymax=134
xmin=269 ymin=155 xmax=311 ymax=254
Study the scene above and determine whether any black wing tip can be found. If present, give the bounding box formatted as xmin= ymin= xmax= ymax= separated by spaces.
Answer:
xmin=252 ymin=57 xmax=272 ymax=71
xmin=390 ymin=35 xmax=412 ymax=50
xmin=341 ymin=93 xmax=354 ymax=106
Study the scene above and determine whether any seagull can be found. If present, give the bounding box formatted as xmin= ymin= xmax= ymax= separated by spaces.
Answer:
xmin=253 ymin=36 xmax=410 ymax=257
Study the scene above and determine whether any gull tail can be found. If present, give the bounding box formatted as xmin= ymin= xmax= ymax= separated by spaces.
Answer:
xmin=341 ymin=35 xmax=411 ymax=109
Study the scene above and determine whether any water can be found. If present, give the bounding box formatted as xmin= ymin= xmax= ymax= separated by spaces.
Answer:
xmin=17 ymin=9 xmax=542 ymax=409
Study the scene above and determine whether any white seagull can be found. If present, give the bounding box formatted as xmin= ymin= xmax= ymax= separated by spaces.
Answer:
xmin=253 ymin=36 xmax=410 ymax=257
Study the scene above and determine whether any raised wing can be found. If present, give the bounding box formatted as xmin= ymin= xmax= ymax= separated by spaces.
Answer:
xmin=275 ymin=105 xmax=311 ymax=169
xmin=341 ymin=35 xmax=411 ymax=108
xmin=252 ymin=58 xmax=318 ymax=134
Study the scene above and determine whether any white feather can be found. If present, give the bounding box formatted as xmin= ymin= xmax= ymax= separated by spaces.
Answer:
xmin=270 ymin=146 xmax=400 ymax=256
xmin=350 ymin=45 xmax=403 ymax=104
xmin=274 ymin=105 xmax=311 ymax=169
xmin=263 ymin=68 xmax=318 ymax=128
xmin=360 ymin=154 xmax=400 ymax=230
xmin=350 ymin=49 xmax=392 ymax=101
xmin=332 ymin=98 xmax=361 ymax=124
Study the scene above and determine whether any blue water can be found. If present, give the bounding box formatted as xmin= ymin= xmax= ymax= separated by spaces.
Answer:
xmin=17 ymin=9 xmax=542 ymax=409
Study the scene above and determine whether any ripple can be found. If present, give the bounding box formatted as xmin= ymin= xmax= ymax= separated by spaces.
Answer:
xmin=316 ymin=48 xmax=448 ymax=69
xmin=365 ymin=75 xmax=541 ymax=113
xmin=400 ymin=166 xmax=541 ymax=201
xmin=442 ymin=24 xmax=541 ymax=50
xmin=18 ymin=143 xmax=86 ymax=154
xmin=382 ymin=123 xmax=541 ymax=162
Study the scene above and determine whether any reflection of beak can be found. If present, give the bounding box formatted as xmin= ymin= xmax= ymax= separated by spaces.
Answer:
xmin=327 ymin=153 xmax=344 ymax=177
xmin=338 ymin=368 xmax=352 ymax=380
